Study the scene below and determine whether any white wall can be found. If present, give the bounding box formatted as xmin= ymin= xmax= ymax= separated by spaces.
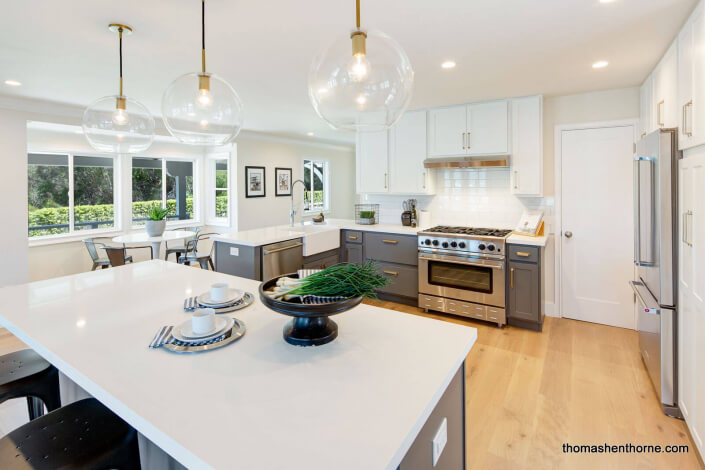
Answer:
xmin=236 ymin=134 xmax=355 ymax=231
xmin=0 ymin=109 xmax=30 ymax=287
xmin=362 ymin=87 xmax=641 ymax=313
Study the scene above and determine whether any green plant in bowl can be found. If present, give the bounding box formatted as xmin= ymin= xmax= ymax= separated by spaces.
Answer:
xmin=147 ymin=205 xmax=168 ymax=221
xmin=359 ymin=210 xmax=376 ymax=219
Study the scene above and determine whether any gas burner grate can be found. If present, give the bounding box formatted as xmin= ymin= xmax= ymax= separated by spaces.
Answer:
xmin=424 ymin=226 xmax=512 ymax=237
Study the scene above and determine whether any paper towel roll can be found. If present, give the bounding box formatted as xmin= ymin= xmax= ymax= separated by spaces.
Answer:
xmin=418 ymin=210 xmax=431 ymax=229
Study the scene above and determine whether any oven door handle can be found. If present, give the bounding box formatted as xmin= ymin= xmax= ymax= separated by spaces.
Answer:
xmin=418 ymin=253 xmax=504 ymax=270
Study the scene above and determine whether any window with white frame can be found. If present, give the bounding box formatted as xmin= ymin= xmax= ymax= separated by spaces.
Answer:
xmin=303 ymin=159 xmax=330 ymax=213
xmin=28 ymin=153 xmax=118 ymax=238
xmin=206 ymin=157 xmax=229 ymax=224
xmin=131 ymin=157 xmax=195 ymax=226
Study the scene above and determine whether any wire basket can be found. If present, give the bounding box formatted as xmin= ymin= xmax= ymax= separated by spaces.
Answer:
xmin=355 ymin=204 xmax=379 ymax=225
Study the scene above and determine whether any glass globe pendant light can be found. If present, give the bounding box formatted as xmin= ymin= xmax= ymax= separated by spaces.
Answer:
xmin=308 ymin=0 xmax=414 ymax=132
xmin=162 ymin=0 xmax=244 ymax=145
xmin=82 ymin=24 xmax=155 ymax=154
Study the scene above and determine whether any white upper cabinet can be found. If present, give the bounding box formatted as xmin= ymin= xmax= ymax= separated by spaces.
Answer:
xmin=428 ymin=100 xmax=509 ymax=157
xmin=389 ymin=110 xmax=434 ymax=195
xmin=427 ymin=106 xmax=467 ymax=157
xmin=652 ymin=40 xmax=679 ymax=130
xmin=466 ymin=100 xmax=509 ymax=156
xmin=640 ymin=75 xmax=653 ymax=138
xmin=510 ymin=95 xmax=543 ymax=197
xmin=356 ymin=131 xmax=389 ymax=194
xmin=679 ymin=2 xmax=705 ymax=150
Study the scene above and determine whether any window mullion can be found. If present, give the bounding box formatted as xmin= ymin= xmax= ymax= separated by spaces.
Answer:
xmin=162 ymin=158 xmax=167 ymax=209
xmin=68 ymin=153 xmax=75 ymax=234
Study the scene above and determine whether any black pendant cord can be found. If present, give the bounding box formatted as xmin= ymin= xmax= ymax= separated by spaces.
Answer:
xmin=201 ymin=0 xmax=206 ymax=73
xmin=118 ymin=27 xmax=124 ymax=96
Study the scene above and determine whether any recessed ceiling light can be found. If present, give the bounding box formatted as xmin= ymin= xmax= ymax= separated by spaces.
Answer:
xmin=592 ymin=60 xmax=609 ymax=69
xmin=307 ymin=132 xmax=315 ymax=136
xmin=4 ymin=79 xmax=21 ymax=86
xmin=599 ymin=0 xmax=616 ymax=3
xmin=441 ymin=61 xmax=456 ymax=69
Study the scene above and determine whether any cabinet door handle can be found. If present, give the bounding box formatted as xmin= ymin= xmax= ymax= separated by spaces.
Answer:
xmin=510 ymin=268 xmax=514 ymax=289
xmin=467 ymin=131 xmax=471 ymax=149
xmin=384 ymin=173 xmax=388 ymax=189
xmin=462 ymin=132 xmax=466 ymax=149
xmin=514 ymin=170 xmax=519 ymax=190
xmin=516 ymin=251 xmax=531 ymax=257
xmin=687 ymin=100 xmax=694 ymax=137
xmin=658 ymin=100 xmax=665 ymax=127
xmin=383 ymin=270 xmax=399 ymax=276
xmin=423 ymin=171 xmax=426 ymax=189
xmin=382 ymin=239 xmax=399 ymax=244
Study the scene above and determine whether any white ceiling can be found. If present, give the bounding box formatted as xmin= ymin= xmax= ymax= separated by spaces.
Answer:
xmin=0 ymin=0 xmax=697 ymax=143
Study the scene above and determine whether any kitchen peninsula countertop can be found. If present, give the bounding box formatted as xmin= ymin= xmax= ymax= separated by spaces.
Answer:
xmin=0 ymin=260 xmax=476 ymax=470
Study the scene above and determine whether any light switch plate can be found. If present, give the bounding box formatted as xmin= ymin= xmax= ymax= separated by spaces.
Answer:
xmin=432 ymin=417 xmax=448 ymax=467
xmin=230 ymin=247 xmax=239 ymax=256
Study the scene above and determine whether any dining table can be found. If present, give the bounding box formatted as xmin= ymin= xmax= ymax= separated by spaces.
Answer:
xmin=112 ymin=230 xmax=194 ymax=260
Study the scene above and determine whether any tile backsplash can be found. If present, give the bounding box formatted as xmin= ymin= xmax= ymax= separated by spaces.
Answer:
xmin=360 ymin=168 xmax=553 ymax=230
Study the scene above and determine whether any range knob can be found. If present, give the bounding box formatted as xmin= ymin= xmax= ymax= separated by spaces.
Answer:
xmin=432 ymin=240 xmax=439 ymax=246
xmin=458 ymin=242 xmax=466 ymax=249
xmin=424 ymin=239 xmax=432 ymax=246
xmin=441 ymin=242 xmax=449 ymax=248
xmin=487 ymin=244 xmax=496 ymax=251
xmin=478 ymin=243 xmax=486 ymax=250
xmin=450 ymin=241 xmax=458 ymax=248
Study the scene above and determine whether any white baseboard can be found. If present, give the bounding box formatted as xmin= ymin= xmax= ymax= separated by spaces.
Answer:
xmin=544 ymin=302 xmax=558 ymax=317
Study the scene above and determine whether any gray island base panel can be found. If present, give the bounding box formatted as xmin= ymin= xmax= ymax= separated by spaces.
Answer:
xmin=215 ymin=240 xmax=263 ymax=280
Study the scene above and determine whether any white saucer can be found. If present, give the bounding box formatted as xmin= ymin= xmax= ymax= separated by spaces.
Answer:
xmin=197 ymin=288 xmax=245 ymax=307
xmin=177 ymin=316 xmax=233 ymax=341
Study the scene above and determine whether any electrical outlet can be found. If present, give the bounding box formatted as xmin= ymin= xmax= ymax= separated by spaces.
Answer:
xmin=230 ymin=247 xmax=239 ymax=256
xmin=431 ymin=417 xmax=448 ymax=467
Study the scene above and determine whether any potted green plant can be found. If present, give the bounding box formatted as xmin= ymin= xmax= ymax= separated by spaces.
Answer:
xmin=145 ymin=205 xmax=168 ymax=237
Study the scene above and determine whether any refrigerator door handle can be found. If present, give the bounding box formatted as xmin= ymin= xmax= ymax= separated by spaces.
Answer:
xmin=634 ymin=158 xmax=640 ymax=266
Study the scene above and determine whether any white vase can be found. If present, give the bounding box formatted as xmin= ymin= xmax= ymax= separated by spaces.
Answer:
xmin=145 ymin=219 xmax=166 ymax=237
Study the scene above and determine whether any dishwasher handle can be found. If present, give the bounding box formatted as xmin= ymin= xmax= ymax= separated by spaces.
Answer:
xmin=263 ymin=242 xmax=304 ymax=255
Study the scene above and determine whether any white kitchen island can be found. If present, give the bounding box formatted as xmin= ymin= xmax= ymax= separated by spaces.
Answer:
xmin=0 ymin=261 xmax=476 ymax=470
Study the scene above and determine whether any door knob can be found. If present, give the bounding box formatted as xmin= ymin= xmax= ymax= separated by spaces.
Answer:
xmin=565 ymin=231 xmax=573 ymax=238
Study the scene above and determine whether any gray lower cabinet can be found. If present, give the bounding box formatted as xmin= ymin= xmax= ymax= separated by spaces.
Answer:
xmin=341 ymin=230 xmax=419 ymax=306
xmin=398 ymin=363 xmax=465 ymax=470
xmin=507 ymin=244 xmax=544 ymax=331
xmin=214 ymin=241 xmax=262 ymax=280
xmin=302 ymin=248 xmax=340 ymax=270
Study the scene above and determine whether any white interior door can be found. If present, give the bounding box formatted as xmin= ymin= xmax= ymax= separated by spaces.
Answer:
xmin=560 ymin=124 xmax=636 ymax=328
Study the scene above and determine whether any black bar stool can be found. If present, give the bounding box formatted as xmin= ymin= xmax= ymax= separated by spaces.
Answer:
xmin=0 ymin=397 xmax=141 ymax=469
xmin=0 ymin=350 xmax=60 ymax=420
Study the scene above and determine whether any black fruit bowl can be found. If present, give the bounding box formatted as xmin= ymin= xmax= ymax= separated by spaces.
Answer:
xmin=259 ymin=273 xmax=363 ymax=346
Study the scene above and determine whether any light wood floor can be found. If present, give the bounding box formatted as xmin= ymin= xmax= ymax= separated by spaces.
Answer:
xmin=367 ymin=299 xmax=705 ymax=470
xmin=1 ymin=306 xmax=703 ymax=469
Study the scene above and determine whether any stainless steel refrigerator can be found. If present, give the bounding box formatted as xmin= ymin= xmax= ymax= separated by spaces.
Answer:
xmin=630 ymin=128 xmax=682 ymax=418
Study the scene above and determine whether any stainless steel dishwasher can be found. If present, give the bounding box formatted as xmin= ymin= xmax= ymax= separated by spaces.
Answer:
xmin=261 ymin=239 xmax=304 ymax=280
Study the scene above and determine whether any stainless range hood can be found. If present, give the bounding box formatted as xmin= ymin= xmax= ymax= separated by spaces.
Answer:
xmin=423 ymin=157 xmax=509 ymax=169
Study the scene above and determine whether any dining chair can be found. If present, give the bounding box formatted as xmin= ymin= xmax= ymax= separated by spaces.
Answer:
xmin=83 ymin=238 xmax=133 ymax=270
xmin=178 ymin=232 xmax=219 ymax=270
xmin=165 ymin=226 xmax=202 ymax=262
xmin=0 ymin=349 xmax=60 ymax=422
xmin=103 ymin=245 xmax=153 ymax=267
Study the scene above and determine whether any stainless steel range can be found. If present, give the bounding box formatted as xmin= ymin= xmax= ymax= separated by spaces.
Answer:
xmin=417 ymin=226 xmax=511 ymax=326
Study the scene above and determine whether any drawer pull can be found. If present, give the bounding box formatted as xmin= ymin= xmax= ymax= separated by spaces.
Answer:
xmin=348 ymin=235 xmax=358 ymax=240
xmin=382 ymin=270 xmax=399 ymax=276
xmin=382 ymin=239 xmax=399 ymax=244
xmin=516 ymin=251 xmax=531 ymax=257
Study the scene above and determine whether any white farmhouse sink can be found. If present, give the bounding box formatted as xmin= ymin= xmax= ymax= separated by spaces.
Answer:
xmin=289 ymin=225 xmax=340 ymax=256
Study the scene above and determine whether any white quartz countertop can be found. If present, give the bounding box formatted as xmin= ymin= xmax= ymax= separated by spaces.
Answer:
xmin=211 ymin=218 xmax=422 ymax=247
xmin=507 ymin=233 xmax=549 ymax=247
xmin=0 ymin=261 xmax=476 ymax=470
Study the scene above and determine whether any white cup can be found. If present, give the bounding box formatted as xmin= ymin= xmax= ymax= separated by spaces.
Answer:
xmin=210 ymin=283 xmax=229 ymax=303
xmin=192 ymin=308 xmax=216 ymax=334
